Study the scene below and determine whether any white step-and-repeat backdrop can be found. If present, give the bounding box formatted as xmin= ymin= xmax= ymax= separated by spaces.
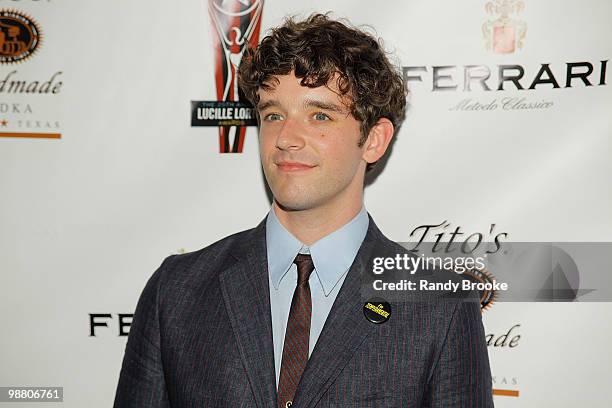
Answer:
xmin=1 ymin=0 xmax=611 ymax=406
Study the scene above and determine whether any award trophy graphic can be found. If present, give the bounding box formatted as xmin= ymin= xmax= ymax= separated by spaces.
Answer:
xmin=191 ymin=0 xmax=264 ymax=152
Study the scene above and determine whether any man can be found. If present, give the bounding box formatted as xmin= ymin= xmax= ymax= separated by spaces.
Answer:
xmin=114 ymin=13 xmax=494 ymax=407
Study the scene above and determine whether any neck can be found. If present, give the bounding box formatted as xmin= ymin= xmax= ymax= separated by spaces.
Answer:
xmin=273 ymin=191 xmax=364 ymax=246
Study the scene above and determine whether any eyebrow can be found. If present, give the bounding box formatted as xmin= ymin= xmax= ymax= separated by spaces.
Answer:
xmin=257 ymin=99 xmax=280 ymax=111
xmin=303 ymin=98 xmax=347 ymax=114
xmin=256 ymin=98 xmax=348 ymax=114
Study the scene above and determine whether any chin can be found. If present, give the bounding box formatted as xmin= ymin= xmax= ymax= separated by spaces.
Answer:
xmin=273 ymin=191 xmax=321 ymax=212
xmin=274 ymin=197 xmax=312 ymax=212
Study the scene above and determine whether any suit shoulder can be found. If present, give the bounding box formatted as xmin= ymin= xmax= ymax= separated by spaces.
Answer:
xmin=154 ymin=225 xmax=259 ymax=288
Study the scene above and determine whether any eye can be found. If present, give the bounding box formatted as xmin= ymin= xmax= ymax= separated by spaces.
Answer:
xmin=263 ymin=113 xmax=283 ymax=121
xmin=313 ymin=112 xmax=331 ymax=121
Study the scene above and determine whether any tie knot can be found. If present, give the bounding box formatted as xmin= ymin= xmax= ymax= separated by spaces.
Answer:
xmin=293 ymin=253 xmax=314 ymax=286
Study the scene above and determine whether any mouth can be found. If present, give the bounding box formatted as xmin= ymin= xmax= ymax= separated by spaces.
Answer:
xmin=275 ymin=161 xmax=317 ymax=172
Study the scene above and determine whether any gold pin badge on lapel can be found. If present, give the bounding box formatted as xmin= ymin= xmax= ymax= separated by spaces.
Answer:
xmin=363 ymin=297 xmax=391 ymax=324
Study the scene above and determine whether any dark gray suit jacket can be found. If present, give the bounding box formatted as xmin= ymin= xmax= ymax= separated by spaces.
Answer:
xmin=114 ymin=215 xmax=494 ymax=407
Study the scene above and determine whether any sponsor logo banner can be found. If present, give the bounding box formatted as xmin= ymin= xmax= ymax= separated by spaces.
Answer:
xmin=0 ymin=7 xmax=62 ymax=139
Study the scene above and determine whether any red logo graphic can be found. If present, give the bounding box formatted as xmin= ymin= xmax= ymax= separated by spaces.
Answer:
xmin=191 ymin=0 xmax=264 ymax=153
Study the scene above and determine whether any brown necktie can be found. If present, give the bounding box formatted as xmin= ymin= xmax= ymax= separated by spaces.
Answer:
xmin=277 ymin=253 xmax=314 ymax=408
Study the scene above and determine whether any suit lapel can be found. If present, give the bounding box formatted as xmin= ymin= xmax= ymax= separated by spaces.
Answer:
xmin=292 ymin=218 xmax=383 ymax=408
xmin=219 ymin=221 xmax=277 ymax=408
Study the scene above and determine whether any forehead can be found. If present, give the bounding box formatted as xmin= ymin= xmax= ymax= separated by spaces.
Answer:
xmin=257 ymin=73 xmax=352 ymax=106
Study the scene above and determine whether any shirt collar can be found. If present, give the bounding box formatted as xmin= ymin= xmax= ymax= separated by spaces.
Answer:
xmin=266 ymin=205 xmax=369 ymax=296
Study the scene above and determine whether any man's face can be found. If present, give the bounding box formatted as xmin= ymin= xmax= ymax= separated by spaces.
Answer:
xmin=257 ymin=72 xmax=367 ymax=212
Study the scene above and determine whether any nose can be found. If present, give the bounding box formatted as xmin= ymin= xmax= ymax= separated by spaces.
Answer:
xmin=276 ymin=117 xmax=306 ymax=151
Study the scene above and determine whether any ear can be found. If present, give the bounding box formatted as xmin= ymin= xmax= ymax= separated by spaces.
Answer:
xmin=361 ymin=118 xmax=395 ymax=165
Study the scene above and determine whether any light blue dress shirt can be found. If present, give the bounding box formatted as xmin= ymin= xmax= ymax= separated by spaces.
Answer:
xmin=265 ymin=206 xmax=369 ymax=387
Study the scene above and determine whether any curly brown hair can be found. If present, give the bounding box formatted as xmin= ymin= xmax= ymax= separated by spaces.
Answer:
xmin=238 ymin=13 xmax=407 ymax=169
